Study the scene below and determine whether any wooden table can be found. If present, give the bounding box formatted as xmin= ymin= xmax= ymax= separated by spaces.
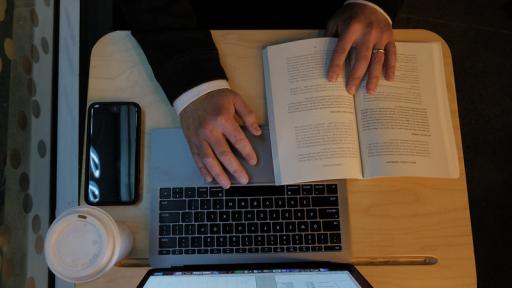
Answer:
xmin=79 ymin=30 xmax=476 ymax=287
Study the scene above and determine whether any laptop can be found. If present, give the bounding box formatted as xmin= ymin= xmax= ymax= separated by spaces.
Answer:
xmin=148 ymin=127 xmax=351 ymax=267
xmin=137 ymin=262 xmax=371 ymax=288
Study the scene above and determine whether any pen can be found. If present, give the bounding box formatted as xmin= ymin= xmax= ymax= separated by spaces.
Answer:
xmin=351 ymin=255 xmax=438 ymax=266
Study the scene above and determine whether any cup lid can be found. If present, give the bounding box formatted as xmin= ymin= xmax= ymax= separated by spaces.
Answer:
xmin=44 ymin=206 xmax=118 ymax=283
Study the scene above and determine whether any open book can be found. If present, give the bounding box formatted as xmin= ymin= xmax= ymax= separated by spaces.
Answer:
xmin=263 ymin=38 xmax=459 ymax=185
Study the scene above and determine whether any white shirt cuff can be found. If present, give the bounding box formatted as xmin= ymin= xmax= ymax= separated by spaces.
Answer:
xmin=173 ymin=79 xmax=231 ymax=115
xmin=344 ymin=0 xmax=392 ymax=25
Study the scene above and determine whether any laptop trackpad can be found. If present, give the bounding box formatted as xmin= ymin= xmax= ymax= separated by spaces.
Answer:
xmin=149 ymin=127 xmax=275 ymax=187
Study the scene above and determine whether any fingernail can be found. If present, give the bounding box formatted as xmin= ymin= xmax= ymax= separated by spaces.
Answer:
xmin=204 ymin=176 xmax=212 ymax=183
xmin=222 ymin=181 xmax=231 ymax=189
xmin=254 ymin=125 xmax=262 ymax=135
xmin=249 ymin=156 xmax=258 ymax=166
xmin=368 ymin=89 xmax=375 ymax=95
xmin=328 ymin=73 xmax=337 ymax=82
xmin=240 ymin=174 xmax=249 ymax=184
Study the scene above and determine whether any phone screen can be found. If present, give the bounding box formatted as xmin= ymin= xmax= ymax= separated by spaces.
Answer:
xmin=85 ymin=102 xmax=140 ymax=205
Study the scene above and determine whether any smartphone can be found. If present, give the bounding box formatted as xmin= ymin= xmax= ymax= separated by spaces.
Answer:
xmin=85 ymin=102 xmax=141 ymax=205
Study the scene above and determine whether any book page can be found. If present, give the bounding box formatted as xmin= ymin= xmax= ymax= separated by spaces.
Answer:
xmin=356 ymin=42 xmax=459 ymax=178
xmin=263 ymin=38 xmax=362 ymax=184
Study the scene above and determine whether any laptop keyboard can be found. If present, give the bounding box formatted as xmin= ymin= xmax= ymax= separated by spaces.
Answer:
xmin=157 ymin=184 xmax=342 ymax=255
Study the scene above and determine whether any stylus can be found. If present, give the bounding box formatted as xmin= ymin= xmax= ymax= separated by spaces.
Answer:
xmin=352 ymin=255 xmax=438 ymax=265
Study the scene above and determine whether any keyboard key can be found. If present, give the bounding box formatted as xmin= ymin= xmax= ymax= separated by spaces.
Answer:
xmin=260 ymin=222 xmax=272 ymax=234
xmin=322 ymin=220 xmax=341 ymax=232
xmin=203 ymin=236 xmax=215 ymax=247
xmin=301 ymin=184 xmax=313 ymax=195
xmin=160 ymin=188 xmax=172 ymax=199
xmin=160 ymin=212 xmax=180 ymax=223
xmin=171 ymin=249 xmax=183 ymax=255
xmin=287 ymin=197 xmax=298 ymax=208
xmin=187 ymin=199 xmax=199 ymax=210
xmin=285 ymin=221 xmax=297 ymax=233
xmin=171 ymin=224 xmax=183 ymax=236
xmin=178 ymin=237 xmax=189 ymax=248
xmin=235 ymin=223 xmax=246 ymax=234
xmin=299 ymin=197 xmax=311 ymax=207
xmin=310 ymin=221 xmax=322 ymax=232
xmin=191 ymin=236 xmax=202 ymax=248
xmin=216 ymin=236 xmax=228 ymax=247
xmin=241 ymin=235 xmax=253 ymax=247
xmin=231 ymin=210 xmax=243 ymax=222
xmin=273 ymin=247 xmax=285 ymax=253
xmin=209 ymin=223 xmax=221 ymax=234
xmin=297 ymin=221 xmax=309 ymax=233
xmin=311 ymin=246 xmax=323 ymax=252
xmin=159 ymin=225 xmax=171 ymax=236
xmin=225 ymin=186 xmax=285 ymax=197
xmin=184 ymin=224 xmax=195 ymax=235
xmin=317 ymin=233 xmax=329 ymax=244
xmin=213 ymin=199 xmax=224 ymax=210
xmin=194 ymin=211 xmax=205 ymax=223
xmin=286 ymin=185 xmax=300 ymax=196
xmin=184 ymin=187 xmax=196 ymax=198
xmin=159 ymin=249 xmax=171 ymax=255
xmin=311 ymin=196 xmax=338 ymax=207
xmin=292 ymin=234 xmax=303 ymax=245
xmin=209 ymin=187 xmax=224 ymax=198
xmin=244 ymin=210 xmax=255 ymax=221
xmin=209 ymin=248 xmax=221 ymax=254
xmin=272 ymin=222 xmax=284 ymax=233
xmin=254 ymin=235 xmax=265 ymax=246
xmin=293 ymin=209 xmax=305 ymax=220
xmin=225 ymin=198 xmax=236 ymax=209
xmin=250 ymin=198 xmax=261 ymax=209
xmin=319 ymin=208 xmax=340 ymax=219
xmin=172 ymin=187 xmax=184 ymax=198
xmin=329 ymin=233 xmax=342 ymax=244
xmin=198 ymin=248 xmax=209 ymax=254
xmin=326 ymin=184 xmax=338 ymax=195
xmin=247 ymin=222 xmax=259 ymax=234
xmin=222 ymin=248 xmax=234 ymax=254
xmin=281 ymin=209 xmax=293 ymax=220
xmin=286 ymin=246 xmax=298 ymax=252
xmin=235 ymin=248 xmax=247 ymax=253
xmin=304 ymin=234 xmax=316 ymax=245
xmin=306 ymin=209 xmax=318 ymax=220
xmin=237 ymin=198 xmax=249 ymax=209
xmin=262 ymin=197 xmax=273 ymax=208
xmin=219 ymin=211 xmax=230 ymax=222
xmin=298 ymin=246 xmax=310 ymax=252
xmin=313 ymin=184 xmax=326 ymax=195
xmin=229 ymin=235 xmax=241 ymax=247
xmin=200 ymin=199 xmax=211 ymax=210
xmin=248 ymin=247 xmax=260 ymax=253
xmin=269 ymin=210 xmax=280 ymax=221
xmin=160 ymin=200 xmax=186 ymax=211
xmin=267 ymin=235 xmax=278 ymax=246
xmin=323 ymin=245 xmax=342 ymax=251
xmin=275 ymin=197 xmax=286 ymax=208
xmin=256 ymin=210 xmax=268 ymax=221
xmin=279 ymin=234 xmax=291 ymax=246
xmin=184 ymin=249 xmax=196 ymax=255
xmin=181 ymin=212 xmax=193 ymax=223
xmin=197 ymin=187 xmax=209 ymax=198
xmin=197 ymin=224 xmax=208 ymax=235
xmin=261 ymin=247 xmax=272 ymax=253
xmin=159 ymin=237 xmax=177 ymax=249
xmin=206 ymin=211 xmax=217 ymax=222
xmin=222 ymin=223 xmax=234 ymax=234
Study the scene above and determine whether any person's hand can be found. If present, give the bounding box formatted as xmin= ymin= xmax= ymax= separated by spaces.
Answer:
xmin=180 ymin=88 xmax=261 ymax=189
xmin=326 ymin=3 xmax=396 ymax=95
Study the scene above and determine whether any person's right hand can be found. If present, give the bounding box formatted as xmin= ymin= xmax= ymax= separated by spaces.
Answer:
xmin=180 ymin=88 xmax=262 ymax=189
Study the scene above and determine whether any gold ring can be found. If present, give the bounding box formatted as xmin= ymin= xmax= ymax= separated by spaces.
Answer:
xmin=372 ymin=48 xmax=385 ymax=54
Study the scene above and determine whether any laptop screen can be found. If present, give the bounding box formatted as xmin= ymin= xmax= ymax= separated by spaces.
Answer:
xmin=142 ymin=268 xmax=361 ymax=288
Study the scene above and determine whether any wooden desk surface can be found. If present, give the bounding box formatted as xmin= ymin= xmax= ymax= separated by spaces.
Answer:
xmin=80 ymin=30 xmax=475 ymax=287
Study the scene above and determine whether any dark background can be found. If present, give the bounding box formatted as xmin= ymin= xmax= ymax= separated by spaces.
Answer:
xmin=79 ymin=0 xmax=512 ymax=287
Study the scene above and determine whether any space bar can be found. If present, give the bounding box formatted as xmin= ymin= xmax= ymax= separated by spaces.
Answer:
xmin=225 ymin=185 xmax=285 ymax=197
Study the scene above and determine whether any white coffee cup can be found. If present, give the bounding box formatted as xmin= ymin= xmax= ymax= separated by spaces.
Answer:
xmin=44 ymin=205 xmax=133 ymax=283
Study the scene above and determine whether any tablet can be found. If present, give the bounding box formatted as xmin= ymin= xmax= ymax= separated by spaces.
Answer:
xmin=137 ymin=262 xmax=372 ymax=288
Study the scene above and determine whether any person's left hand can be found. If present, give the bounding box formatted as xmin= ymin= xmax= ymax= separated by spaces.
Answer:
xmin=326 ymin=3 xmax=396 ymax=95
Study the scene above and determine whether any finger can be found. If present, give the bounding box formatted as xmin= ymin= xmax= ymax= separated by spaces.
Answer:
xmin=346 ymin=41 xmax=373 ymax=95
xmin=198 ymin=140 xmax=232 ymax=188
xmin=190 ymin=144 xmax=213 ymax=182
xmin=384 ymin=41 xmax=397 ymax=81
xmin=208 ymin=133 xmax=249 ymax=186
xmin=325 ymin=19 xmax=338 ymax=37
xmin=223 ymin=121 xmax=258 ymax=166
xmin=234 ymin=96 xmax=261 ymax=136
xmin=366 ymin=46 xmax=385 ymax=94
xmin=328 ymin=25 xmax=358 ymax=82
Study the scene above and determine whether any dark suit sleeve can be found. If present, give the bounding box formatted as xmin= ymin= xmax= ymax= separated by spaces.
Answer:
xmin=119 ymin=0 xmax=227 ymax=105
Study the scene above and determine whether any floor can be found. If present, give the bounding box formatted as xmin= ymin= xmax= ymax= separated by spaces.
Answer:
xmin=393 ymin=1 xmax=512 ymax=286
